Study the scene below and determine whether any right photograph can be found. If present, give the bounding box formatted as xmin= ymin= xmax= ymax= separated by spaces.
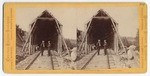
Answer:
xmin=76 ymin=7 xmax=139 ymax=70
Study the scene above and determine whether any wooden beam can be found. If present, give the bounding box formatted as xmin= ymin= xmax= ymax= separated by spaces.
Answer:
xmin=77 ymin=19 xmax=92 ymax=56
xmin=103 ymin=10 xmax=118 ymax=24
xmin=84 ymin=35 xmax=88 ymax=54
xmin=37 ymin=18 xmax=54 ymax=20
xmin=93 ymin=16 xmax=110 ymax=19
xmin=29 ymin=36 xmax=31 ymax=55
xmin=54 ymin=19 xmax=70 ymax=56
xmin=57 ymin=25 xmax=62 ymax=57
xmin=114 ymin=33 xmax=118 ymax=55
xmin=21 ymin=19 xmax=37 ymax=52
xmin=111 ymin=19 xmax=126 ymax=53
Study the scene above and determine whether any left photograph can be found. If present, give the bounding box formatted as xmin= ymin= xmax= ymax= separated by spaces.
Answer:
xmin=16 ymin=8 xmax=77 ymax=70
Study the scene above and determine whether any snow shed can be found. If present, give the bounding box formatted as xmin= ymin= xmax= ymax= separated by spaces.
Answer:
xmin=30 ymin=10 xmax=62 ymax=51
xmin=86 ymin=9 xmax=118 ymax=49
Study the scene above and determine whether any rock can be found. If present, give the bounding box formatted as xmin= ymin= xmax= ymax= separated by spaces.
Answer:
xmin=71 ymin=47 xmax=77 ymax=61
xmin=127 ymin=45 xmax=136 ymax=60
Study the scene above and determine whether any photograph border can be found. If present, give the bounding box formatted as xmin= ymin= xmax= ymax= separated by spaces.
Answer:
xmin=3 ymin=2 xmax=147 ymax=73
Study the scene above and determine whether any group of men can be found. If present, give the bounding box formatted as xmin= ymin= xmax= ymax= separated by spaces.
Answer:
xmin=96 ymin=39 xmax=107 ymax=55
xmin=40 ymin=40 xmax=51 ymax=56
xmin=39 ymin=39 xmax=107 ymax=56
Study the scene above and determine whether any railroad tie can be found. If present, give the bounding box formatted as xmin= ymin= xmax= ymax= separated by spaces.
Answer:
xmin=51 ymin=56 xmax=60 ymax=70
xmin=108 ymin=55 xmax=116 ymax=69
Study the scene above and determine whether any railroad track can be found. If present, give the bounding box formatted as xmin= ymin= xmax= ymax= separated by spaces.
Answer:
xmin=80 ymin=49 xmax=116 ymax=70
xmin=107 ymin=54 xmax=116 ymax=69
xmin=28 ymin=50 xmax=60 ymax=70
xmin=50 ymin=51 xmax=60 ymax=70
xmin=17 ymin=50 xmax=60 ymax=70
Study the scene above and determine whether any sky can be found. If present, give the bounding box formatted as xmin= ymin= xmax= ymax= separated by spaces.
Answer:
xmin=16 ymin=7 xmax=138 ymax=39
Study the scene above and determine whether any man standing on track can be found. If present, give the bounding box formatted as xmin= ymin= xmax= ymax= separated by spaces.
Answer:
xmin=104 ymin=40 xmax=107 ymax=55
xmin=40 ymin=40 xmax=45 ymax=56
xmin=47 ymin=41 xmax=51 ymax=56
xmin=96 ymin=39 xmax=101 ymax=55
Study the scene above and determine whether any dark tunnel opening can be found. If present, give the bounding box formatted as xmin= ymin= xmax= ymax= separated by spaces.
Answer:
xmin=31 ymin=19 xmax=59 ymax=50
xmin=87 ymin=18 xmax=114 ymax=49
